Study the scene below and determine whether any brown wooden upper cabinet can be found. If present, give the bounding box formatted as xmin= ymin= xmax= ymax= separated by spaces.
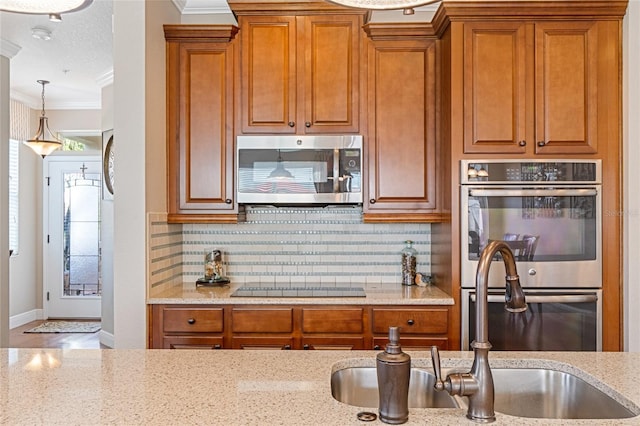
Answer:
xmin=164 ymin=26 xmax=240 ymax=223
xmin=238 ymin=14 xmax=362 ymax=134
xmin=462 ymin=20 xmax=610 ymax=155
xmin=363 ymin=25 xmax=444 ymax=223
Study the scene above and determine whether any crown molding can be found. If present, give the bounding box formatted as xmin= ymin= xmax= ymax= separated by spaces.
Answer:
xmin=96 ymin=68 xmax=114 ymax=88
xmin=0 ymin=38 xmax=21 ymax=59
xmin=172 ymin=0 xmax=232 ymax=14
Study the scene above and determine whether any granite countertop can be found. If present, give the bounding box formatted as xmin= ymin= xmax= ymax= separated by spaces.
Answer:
xmin=2 ymin=348 xmax=640 ymax=425
xmin=147 ymin=281 xmax=454 ymax=305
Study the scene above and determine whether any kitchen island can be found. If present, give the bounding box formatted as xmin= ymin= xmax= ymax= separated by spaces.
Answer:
xmin=2 ymin=348 xmax=639 ymax=425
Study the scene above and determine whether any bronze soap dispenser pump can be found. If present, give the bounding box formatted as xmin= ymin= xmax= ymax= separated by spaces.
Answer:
xmin=376 ymin=326 xmax=411 ymax=424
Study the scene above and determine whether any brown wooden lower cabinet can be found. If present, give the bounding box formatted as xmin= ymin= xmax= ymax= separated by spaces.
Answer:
xmin=373 ymin=337 xmax=448 ymax=351
xmin=149 ymin=304 xmax=450 ymax=350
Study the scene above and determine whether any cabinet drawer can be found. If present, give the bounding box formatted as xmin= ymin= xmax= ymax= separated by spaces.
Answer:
xmin=373 ymin=337 xmax=448 ymax=351
xmin=231 ymin=308 xmax=293 ymax=333
xmin=162 ymin=307 xmax=224 ymax=333
xmin=302 ymin=308 xmax=363 ymax=333
xmin=231 ymin=337 xmax=293 ymax=350
xmin=164 ymin=336 xmax=224 ymax=350
xmin=302 ymin=337 xmax=365 ymax=350
xmin=372 ymin=308 xmax=448 ymax=335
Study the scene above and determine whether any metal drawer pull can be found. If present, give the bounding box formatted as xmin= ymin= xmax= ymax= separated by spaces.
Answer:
xmin=187 ymin=318 xmax=196 ymax=324
xmin=407 ymin=319 xmax=415 ymax=326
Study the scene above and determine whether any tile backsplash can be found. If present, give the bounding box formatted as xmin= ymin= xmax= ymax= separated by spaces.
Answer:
xmin=148 ymin=206 xmax=431 ymax=291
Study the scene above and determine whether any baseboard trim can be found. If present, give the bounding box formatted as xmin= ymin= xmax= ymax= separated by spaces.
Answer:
xmin=9 ymin=309 xmax=43 ymax=329
xmin=99 ymin=329 xmax=115 ymax=348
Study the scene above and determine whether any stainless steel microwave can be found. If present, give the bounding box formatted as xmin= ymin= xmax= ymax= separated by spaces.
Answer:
xmin=236 ymin=135 xmax=363 ymax=204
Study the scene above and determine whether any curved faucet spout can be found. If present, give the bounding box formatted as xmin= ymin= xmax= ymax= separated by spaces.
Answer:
xmin=475 ymin=240 xmax=528 ymax=344
xmin=431 ymin=239 xmax=527 ymax=423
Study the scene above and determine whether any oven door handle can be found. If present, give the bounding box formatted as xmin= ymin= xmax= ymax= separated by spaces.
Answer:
xmin=472 ymin=294 xmax=598 ymax=304
xmin=468 ymin=188 xmax=598 ymax=197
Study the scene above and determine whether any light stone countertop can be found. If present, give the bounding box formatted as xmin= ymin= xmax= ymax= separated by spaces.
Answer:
xmin=1 ymin=349 xmax=640 ymax=425
xmin=148 ymin=281 xmax=454 ymax=305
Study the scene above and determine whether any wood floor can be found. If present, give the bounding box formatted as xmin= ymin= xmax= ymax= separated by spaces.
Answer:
xmin=9 ymin=320 xmax=109 ymax=349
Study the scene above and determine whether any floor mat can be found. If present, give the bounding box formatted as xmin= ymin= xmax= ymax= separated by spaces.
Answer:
xmin=24 ymin=321 xmax=101 ymax=333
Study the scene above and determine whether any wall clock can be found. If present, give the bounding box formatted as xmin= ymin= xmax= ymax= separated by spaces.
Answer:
xmin=102 ymin=129 xmax=114 ymax=199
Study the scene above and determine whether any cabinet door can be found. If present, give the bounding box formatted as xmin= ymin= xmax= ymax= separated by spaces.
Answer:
xmin=366 ymin=39 xmax=437 ymax=214
xmin=302 ymin=337 xmax=365 ymax=350
xmin=534 ymin=21 xmax=598 ymax=154
xmin=300 ymin=15 xmax=361 ymax=134
xmin=164 ymin=336 xmax=224 ymax=350
xmin=167 ymin=41 xmax=236 ymax=220
xmin=231 ymin=337 xmax=294 ymax=350
xmin=462 ymin=22 xmax=530 ymax=154
xmin=239 ymin=16 xmax=297 ymax=134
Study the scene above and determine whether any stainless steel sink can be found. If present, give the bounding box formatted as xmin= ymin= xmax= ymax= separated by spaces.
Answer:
xmin=330 ymin=367 xmax=458 ymax=408
xmin=490 ymin=368 xmax=638 ymax=419
xmin=331 ymin=366 xmax=639 ymax=419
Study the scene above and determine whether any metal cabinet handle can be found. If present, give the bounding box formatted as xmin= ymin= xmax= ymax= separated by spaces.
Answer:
xmin=373 ymin=345 xmax=381 ymax=350
xmin=284 ymin=344 xmax=292 ymax=350
xmin=407 ymin=319 xmax=415 ymax=326
xmin=518 ymin=140 xmax=526 ymax=147
xmin=305 ymin=122 xmax=311 ymax=128
xmin=303 ymin=344 xmax=310 ymax=350
xmin=288 ymin=121 xmax=295 ymax=127
xmin=370 ymin=199 xmax=376 ymax=204
xmin=225 ymin=199 xmax=232 ymax=204
xmin=214 ymin=344 xmax=222 ymax=349
xmin=537 ymin=141 xmax=546 ymax=147
xmin=187 ymin=318 xmax=196 ymax=324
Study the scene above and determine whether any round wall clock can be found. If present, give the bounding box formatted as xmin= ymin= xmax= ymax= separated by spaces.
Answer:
xmin=103 ymin=134 xmax=114 ymax=195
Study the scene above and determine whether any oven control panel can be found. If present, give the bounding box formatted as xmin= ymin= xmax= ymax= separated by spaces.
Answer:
xmin=461 ymin=160 xmax=601 ymax=184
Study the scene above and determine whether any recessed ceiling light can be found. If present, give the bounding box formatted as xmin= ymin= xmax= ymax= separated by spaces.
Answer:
xmin=49 ymin=13 xmax=62 ymax=22
xmin=31 ymin=27 xmax=52 ymax=41
xmin=0 ymin=0 xmax=93 ymax=15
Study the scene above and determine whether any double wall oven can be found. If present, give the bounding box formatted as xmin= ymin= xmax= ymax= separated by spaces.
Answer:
xmin=460 ymin=160 xmax=602 ymax=351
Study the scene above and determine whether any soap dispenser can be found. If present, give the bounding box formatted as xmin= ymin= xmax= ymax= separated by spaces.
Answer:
xmin=377 ymin=326 xmax=411 ymax=424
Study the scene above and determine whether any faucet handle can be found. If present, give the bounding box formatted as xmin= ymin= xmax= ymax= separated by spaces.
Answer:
xmin=431 ymin=346 xmax=445 ymax=391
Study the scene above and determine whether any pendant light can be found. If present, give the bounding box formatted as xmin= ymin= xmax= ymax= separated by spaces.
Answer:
xmin=0 ymin=0 xmax=93 ymax=22
xmin=268 ymin=150 xmax=293 ymax=180
xmin=327 ymin=0 xmax=440 ymax=13
xmin=24 ymin=80 xmax=62 ymax=158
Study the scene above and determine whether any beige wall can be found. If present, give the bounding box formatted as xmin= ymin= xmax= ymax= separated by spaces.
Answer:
xmin=145 ymin=1 xmax=180 ymax=214
xmin=43 ymin=109 xmax=102 ymax=138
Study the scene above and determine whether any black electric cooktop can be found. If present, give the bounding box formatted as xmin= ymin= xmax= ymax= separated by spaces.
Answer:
xmin=230 ymin=286 xmax=366 ymax=298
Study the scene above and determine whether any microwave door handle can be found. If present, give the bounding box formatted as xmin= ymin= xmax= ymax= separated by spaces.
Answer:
xmin=473 ymin=294 xmax=598 ymax=304
xmin=468 ymin=188 xmax=598 ymax=197
xmin=333 ymin=149 xmax=340 ymax=193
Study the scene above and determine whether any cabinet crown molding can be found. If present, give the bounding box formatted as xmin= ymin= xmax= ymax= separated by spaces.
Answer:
xmin=163 ymin=25 xmax=239 ymax=42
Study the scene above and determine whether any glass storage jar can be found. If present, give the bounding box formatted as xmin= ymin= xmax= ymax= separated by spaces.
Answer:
xmin=400 ymin=240 xmax=417 ymax=285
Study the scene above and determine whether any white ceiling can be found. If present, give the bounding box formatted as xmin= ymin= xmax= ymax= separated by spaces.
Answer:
xmin=0 ymin=0 xmax=437 ymax=110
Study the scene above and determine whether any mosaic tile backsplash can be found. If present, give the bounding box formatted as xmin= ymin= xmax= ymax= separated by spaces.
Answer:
xmin=148 ymin=206 xmax=431 ymax=290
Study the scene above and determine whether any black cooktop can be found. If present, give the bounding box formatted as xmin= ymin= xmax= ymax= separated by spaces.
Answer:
xmin=230 ymin=286 xmax=366 ymax=298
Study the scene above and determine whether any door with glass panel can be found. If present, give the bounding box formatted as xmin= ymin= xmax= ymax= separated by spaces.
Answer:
xmin=45 ymin=158 xmax=102 ymax=318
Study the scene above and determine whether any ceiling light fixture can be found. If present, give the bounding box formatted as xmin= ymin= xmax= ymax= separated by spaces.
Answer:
xmin=327 ymin=0 xmax=440 ymax=11
xmin=49 ymin=13 xmax=62 ymax=22
xmin=0 ymin=0 xmax=93 ymax=15
xmin=24 ymin=80 xmax=63 ymax=158
xmin=31 ymin=26 xmax=52 ymax=41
